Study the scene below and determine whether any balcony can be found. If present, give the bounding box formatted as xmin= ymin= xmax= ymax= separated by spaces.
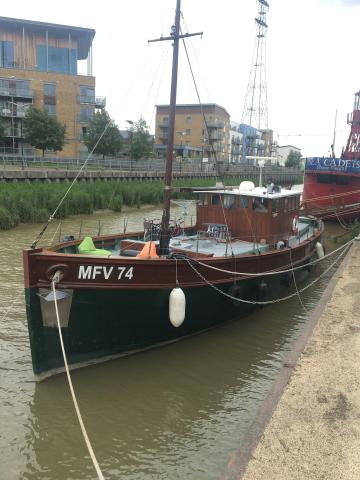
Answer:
xmin=0 ymin=87 xmax=33 ymax=99
xmin=4 ymin=129 xmax=23 ymax=138
xmin=95 ymin=96 xmax=106 ymax=108
xmin=205 ymin=121 xmax=225 ymax=129
xmin=209 ymin=132 xmax=224 ymax=141
xmin=78 ymin=95 xmax=106 ymax=108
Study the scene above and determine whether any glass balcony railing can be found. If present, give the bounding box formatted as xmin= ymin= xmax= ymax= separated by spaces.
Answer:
xmin=95 ymin=96 xmax=106 ymax=108
xmin=0 ymin=87 xmax=33 ymax=99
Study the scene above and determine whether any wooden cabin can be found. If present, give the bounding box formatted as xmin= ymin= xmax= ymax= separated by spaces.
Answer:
xmin=195 ymin=182 xmax=301 ymax=246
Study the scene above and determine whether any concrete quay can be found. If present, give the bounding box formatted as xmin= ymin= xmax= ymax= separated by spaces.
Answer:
xmin=223 ymin=239 xmax=360 ymax=480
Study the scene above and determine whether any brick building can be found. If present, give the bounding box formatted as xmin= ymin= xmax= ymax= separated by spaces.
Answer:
xmin=0 ymin=16 xmax=105 ymax=157
xmin=155 ymin=103 xmax=230 ymax=161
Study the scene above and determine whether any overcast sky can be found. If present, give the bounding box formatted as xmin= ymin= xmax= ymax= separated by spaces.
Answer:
xmin=2 ymin=0 xmax=360 ymax=156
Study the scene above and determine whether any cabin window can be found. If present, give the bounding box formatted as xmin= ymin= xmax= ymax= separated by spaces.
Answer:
xmin=240 ymin=196 xmax=248 ymax=208
xmin=211 ymin=194 xmax=220 ymax=205
xmin=253 ymin=197 xmax=269 ymax=213
xmin=223 ymin=195 xmax=235 ymax=209
xmin=198 ymin=193 xmax=208 ymax=206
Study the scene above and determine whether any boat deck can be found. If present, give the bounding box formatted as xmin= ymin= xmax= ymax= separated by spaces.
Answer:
xmin=117 ymin=220 xmax=315 ymax=258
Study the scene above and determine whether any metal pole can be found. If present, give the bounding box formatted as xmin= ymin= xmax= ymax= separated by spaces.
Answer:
xmin=159 ymin=0 xmax=181 ymax=255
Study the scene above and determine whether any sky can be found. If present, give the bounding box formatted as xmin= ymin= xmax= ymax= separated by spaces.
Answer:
xmin=2 ymin=0 xmax=360 ymax=157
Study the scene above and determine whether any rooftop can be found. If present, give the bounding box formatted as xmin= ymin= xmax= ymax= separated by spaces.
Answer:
xmin=0 ymin=16 xmax=95 ymax=59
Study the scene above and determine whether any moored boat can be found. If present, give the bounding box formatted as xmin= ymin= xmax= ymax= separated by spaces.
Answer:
xmin=23 ymin=0 xmax=324 ymax=380
xmin=302 ymin=91 xmax=360 ymax=221
xmin=23 ymin=180 xmax=324 ymax=380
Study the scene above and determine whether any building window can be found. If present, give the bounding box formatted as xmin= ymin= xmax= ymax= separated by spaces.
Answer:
xmin=186 ymin=116 xmax=192 ymax=124
xmin=162 ymin=116 xmax=169 ymax=125
xmin=37 ymin=45 xmax=77 ymax=74
xmin=44 ymin=104 xmax=56 ymax=116
xmin=80 ymin=107 xmax=95 ymax=122
xmin=0 ymin=41 xmax=14 ymax=68
xmin=185 ymin=129 xmax=191 ymax=135
xmin=80 ymin=85 xmax=95 ymax=104
xmin=15 ymin=80 xmax=30 ymax=97
xmin=44 ymin=83 xmax=56 ymax=96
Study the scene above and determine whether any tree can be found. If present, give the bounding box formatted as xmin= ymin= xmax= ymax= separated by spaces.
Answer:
xmin=23 ymin=107 xmax=66 ymax=156
xmin=84 ymin=110 xmax=122 ymax=158
xmin=129 ymin=117 xmax=153 ymax=160
xmin=285 ymin=150 xmax=302 ymax=169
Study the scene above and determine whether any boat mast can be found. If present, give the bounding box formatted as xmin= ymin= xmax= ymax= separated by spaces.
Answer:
xmin=159 ymin=0 xmax=181 ymax=255
xmin=149 ymin=0 xmax=202 ymax=255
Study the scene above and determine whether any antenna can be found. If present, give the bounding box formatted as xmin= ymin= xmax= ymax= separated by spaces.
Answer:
xmin=241 ymin=0 xmax=270 ymax=158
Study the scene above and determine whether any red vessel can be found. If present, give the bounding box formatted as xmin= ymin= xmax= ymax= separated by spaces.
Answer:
xmin=302 ymin=91 xmax=360 ymax=221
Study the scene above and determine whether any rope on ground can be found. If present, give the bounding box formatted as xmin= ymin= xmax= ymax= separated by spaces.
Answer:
xmin=51 ymin=277 xmax=105 ymax=480
xmin=185 ymin=242 xmax=351 ymax=305
xmin=191 ymin=237 xmax=354 ymax=277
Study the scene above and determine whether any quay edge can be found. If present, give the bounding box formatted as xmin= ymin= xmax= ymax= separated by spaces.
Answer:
xmin=222 ymin=237 xmax=360 ymax=480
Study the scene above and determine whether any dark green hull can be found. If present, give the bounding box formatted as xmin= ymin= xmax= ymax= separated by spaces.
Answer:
xmin=24 ymin=269 xmax=304 ymax=380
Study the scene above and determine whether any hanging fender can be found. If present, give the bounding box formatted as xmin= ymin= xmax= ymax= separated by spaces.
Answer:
xmin=169 ymin=287 xmax=186 ymax=327
xmin=256 ymin=280 xmax=269 ymax=302
xmin=228 ymin=284 xmax=242 ymax=307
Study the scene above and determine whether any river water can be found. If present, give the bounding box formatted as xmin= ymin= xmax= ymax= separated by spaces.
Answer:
xmin=0 ymin=207 xmax=346 ymax=480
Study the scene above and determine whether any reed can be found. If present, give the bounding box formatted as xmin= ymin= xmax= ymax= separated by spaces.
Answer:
xmin=0 ymin=177 xmax=241 ymax=230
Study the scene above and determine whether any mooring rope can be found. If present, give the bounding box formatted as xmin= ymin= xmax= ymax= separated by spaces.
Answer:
xmin=190 ymin=237 xmax=354 ymax=278
xmin=289 ymin=245 xmax=306 ymax=311
xmin=185 ymin=241 xmax=351 ymax=305
xmin=51 ymin=277 xmax=105 ymax=480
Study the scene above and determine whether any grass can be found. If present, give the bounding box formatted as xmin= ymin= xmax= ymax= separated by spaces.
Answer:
xmin=0 ymin=178 xmax=241 ymax=230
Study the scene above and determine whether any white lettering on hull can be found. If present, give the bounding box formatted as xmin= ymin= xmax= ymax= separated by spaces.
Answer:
xmin=78 ymin=265 xmax=134 ymax=281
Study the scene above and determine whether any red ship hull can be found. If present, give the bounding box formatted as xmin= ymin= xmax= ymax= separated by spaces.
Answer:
xmin=302 ymin=158 xmax=360 ymax=221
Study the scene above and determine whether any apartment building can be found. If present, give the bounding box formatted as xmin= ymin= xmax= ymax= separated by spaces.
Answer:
xmin=155 ymin=103 xmax=230 ymax=161
xmin=0 ymin=16 xmax=105 ymax=157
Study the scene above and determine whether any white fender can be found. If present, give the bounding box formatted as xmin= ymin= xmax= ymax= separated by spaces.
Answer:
xmin=316 ymin=242 xmax=324 ymax=259
xmin=169 ymin=287 xmax=186 ymax=327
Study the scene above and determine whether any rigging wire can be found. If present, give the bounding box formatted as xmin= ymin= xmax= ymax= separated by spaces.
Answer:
xmin=148 ymin=45 xmax=171 ymax=132
xmin=141 ymin=43 xmax=170 ymax=122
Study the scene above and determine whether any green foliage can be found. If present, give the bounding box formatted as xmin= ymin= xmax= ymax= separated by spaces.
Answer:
xmin=285 ymin=150 xmax=302 ymax=169
xmin=23 ymin=107 xmax=66 ymax=156
xmin=0 ymin=177 xmax=240 ymax=230
xmin=129 ymin=118 xmax=153 ymax=160
xmin=0 ymin=206 xmax=19 ymax=229
xmin=84 ymin=110 xmax=122 ymax=158
xmin=111 ymin=196 xmax=123 ymax=212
